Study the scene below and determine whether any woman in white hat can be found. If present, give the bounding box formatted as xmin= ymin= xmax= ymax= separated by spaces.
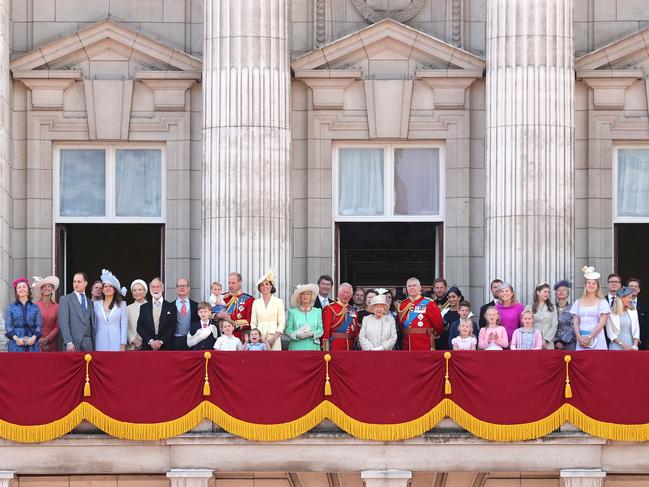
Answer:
xmin=93 ymin=269 xmax=128 ymax=351
xmin=286 ymin=283 xmax=323 ymax=350
xmin=31 ymin=275 xmax=60 ymax=352
xmin=358 ymin=294 xmax=397 ymax=351
xmin=250 ymin=269 xmax=286 ymax=350
xmin=126 ymin=279 xmax=148 ymax=350
xmin=571 ymin=266 xmax=611 ymax=350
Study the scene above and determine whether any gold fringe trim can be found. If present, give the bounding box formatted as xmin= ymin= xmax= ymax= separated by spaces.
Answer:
xmin=4 ymin=400 xmax=649 ymax=443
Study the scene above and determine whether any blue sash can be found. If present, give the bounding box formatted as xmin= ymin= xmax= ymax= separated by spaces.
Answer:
xmin=403 ymin=299 xmax=431 ymax=329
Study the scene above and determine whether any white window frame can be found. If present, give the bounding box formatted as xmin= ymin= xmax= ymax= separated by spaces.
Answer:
xmin=333 ymin=141 xmax=445 ymax=222
xmin=54 ymin=143 xmax=166 ymax=224
xmin=613 ymin=145 xmax=649 ymax=224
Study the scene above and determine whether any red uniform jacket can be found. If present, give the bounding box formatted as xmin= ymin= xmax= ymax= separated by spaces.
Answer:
xmin=322 ymin=301 xmax=358 ymax=350
xmin=224 ymin=291 xmax=254 ymax=340
xmin=397 ymin=295 xmax=443 ymax=350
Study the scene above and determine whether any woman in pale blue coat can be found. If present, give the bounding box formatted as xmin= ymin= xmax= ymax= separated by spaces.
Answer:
xmin=93 ymin=269 xmax=128 ymax=351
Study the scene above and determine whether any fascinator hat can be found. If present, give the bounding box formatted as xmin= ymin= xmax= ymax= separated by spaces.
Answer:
xmin=256 ymin=268 xmax=277 ymax=288
xmin=290 ymin=283 xmax=319 ymax=308
xmin=11 ymin=277 xmax=29 ymax=289
xmin=581 ymin=266 xmax=600 ymax=280
xmin=553 ymin=279 xmax=572 ymax=291
xmin=100 ymin=269 xmax=127 ymax=297
xmin=616 ymin=287 xmax=633 ymax=298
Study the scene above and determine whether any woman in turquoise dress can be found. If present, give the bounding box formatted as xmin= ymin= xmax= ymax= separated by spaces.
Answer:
xmin=286 ymin=283 xmax=323 ymax=350
xmin=606 ymin=287 xmax=640 ymax=350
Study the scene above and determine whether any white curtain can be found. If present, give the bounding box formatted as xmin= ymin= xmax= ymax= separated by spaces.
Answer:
xmin=618 ymin=149 xmax=649 ymax=217
xmin=338 ymin=148 xmax=384 ymax=216
xmin=394 ymin=148 xmax=440 ymax=215
xmin=116 ymin=149 xmax=162 ymax=217
xmin=60 ymin=149 xmax=106 ymax=216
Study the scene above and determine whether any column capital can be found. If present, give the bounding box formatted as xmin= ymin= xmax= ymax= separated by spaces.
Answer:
xmin=166 ymin=469 xmax=214 ymax=487
xmin=0 ymin=471 xmax=15 ymax=487
xmin=560 ymin=469 xmax=606 ymax=487
xmin=361 ymin=470 xmax=412 ymax=487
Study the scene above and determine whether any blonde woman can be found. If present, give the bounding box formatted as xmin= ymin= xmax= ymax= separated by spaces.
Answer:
xmin=250 ymin=269 xmax=285 ymax=350
xmin=571 ymin=266 xmax=610 ymax=350
xmin=606 ymin=287 xmax=640 ymax=350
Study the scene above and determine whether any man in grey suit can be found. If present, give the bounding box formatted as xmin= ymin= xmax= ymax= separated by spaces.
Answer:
xmin=59 ymin=271 xmax=95 ymax=351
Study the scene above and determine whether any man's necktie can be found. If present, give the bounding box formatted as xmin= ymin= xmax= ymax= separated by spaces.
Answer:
xmin=181 ymin=300 xmax=187 ymax=317
xmin=80 ymin=294 xmax=87 ymax=311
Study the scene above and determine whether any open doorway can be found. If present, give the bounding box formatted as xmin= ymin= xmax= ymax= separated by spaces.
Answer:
xmin=336 ymin=222 xmax=441 ymax=291
xmin=56 ymin=224 xmax=164 ymax=296
xmin=616 ymin=223 xmax=649 ymax=289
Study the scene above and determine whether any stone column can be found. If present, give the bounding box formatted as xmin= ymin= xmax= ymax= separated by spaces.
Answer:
xmin=0 ymin=471 xmax=15 ymax=487
xmin=202 ymin=0 xmax=291 ymax=295
xmin=560 ymin=469 xmax=606 ymax=487
xmin=0 ymin=0 xmax=11 ymax=350
xmin=362 ymin=470 xmax=412 ymax=487
xmin=485 ymin=0 xmax=574 ymax=303
xmin=167 ymin=469 xmax=214 ymax=487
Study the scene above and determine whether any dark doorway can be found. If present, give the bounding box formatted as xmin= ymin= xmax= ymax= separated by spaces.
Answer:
xmin=56 ymin=224 xmax=164 ymax=296
xmin=337 ymin=222 xmax=440 ymax=288
xmin=616 ymin=223 xmax=649 ymax=291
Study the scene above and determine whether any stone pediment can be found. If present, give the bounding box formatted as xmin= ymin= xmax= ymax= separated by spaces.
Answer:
xmin=292 ymin=18 xmax=485 ymax=74
xmin=10 ymin=19 xmax=202 ymax=75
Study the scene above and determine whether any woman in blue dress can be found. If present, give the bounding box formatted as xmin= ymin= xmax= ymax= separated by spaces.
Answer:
xmin=606 ymin=287 xmax=640 ymax=350
xmin=5 ymin=277 xmax=42 ymax=352
xmin=93 ymin=269 xmax=128 ymax=351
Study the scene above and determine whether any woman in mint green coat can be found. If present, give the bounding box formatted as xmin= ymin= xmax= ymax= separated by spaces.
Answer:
xmin=286 ymin=283 xmax=323 ymax=350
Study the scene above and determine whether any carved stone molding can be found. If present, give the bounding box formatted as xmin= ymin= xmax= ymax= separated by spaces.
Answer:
xmin=18 ymin=77 xmax=78 ymax=110
xmin=577 ymin=70 xmax=643 ymax=110
xmin=364 ymin=79 xmax=413 ymax=138
xmin=351 ymin=0 xmax=426 ymax=23
xmin=83 ymin=80 xmax=134 ymax=140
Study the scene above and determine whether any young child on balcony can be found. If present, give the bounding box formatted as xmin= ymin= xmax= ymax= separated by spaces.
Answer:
xmin=213 ymin=321 xmax=243 ymax=351
xmin=187 ymin=301 xmax=219 ymax=350
xmin=451 ymin=318 xmax=477 ymax=350
xmin=510 ymin=310 xmax=543 ymax=350
xmin=245 ymin=328 xmax=269 ymax=351
xmin=478 ymin=307 xmax=509 ymax=350
xmin=208 ymin=281 xmax=227 ymax=315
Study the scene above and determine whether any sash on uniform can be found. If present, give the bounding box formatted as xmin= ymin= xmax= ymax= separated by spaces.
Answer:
xmin=402 ymin=298 xmax=431 ymax=328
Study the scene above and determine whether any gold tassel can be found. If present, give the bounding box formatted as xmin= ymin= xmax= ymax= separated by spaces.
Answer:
xmin=203 ymin=352 xmax=212 ymax=397
xmin=324 ymin=353 xmax=332 ymax=396
xmin=564 ymin=354 xmax=572 ymax=399
xmin=83 ymin=354 xmax=92 ymax=397
xmin=444 ymin=352 xmax=452 ymax=395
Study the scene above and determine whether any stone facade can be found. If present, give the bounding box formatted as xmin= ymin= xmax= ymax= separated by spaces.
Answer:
xmin=0 ymin=2 xmax=648 ymax=317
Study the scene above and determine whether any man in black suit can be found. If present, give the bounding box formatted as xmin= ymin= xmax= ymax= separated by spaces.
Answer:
xmin=137 ymin=277 xmax=177 ymax=350
xmin=479 ymin=278 xmax=503 ymax=327
xmin=627 ymin=277 xmax=649 ymax=350
xmin=313 ymin=274 xmax=334 ymax=310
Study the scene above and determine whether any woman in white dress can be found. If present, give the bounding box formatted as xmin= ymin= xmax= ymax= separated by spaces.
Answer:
xmin=358 ymin=294 xmax=397 ymax=351
xmin=571 ymin=266 xmax=610 ymax=350
xmin=126 ymin=279 xmax=147 ymax=350
xmin=93 ymin=269 xmax=128 ymax=351
xmin=250 ymin=269 xmax=285 ymax=351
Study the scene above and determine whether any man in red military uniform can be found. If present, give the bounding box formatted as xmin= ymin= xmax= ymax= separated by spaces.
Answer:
xmin=398 ymin=277 xmax=443 ymax=350
xmin=222 ymin=272 xmax=254 ymax=340
xmin=322 ymin=283 xmax=358 ymax=351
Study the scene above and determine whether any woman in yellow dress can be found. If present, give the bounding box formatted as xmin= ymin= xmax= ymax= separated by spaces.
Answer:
xmin=250 ymin=269 xmax=286 ymax=350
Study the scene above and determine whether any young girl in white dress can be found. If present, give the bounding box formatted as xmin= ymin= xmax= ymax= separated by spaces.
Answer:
xmin=451 ymin=318 xmax=477 ymax=350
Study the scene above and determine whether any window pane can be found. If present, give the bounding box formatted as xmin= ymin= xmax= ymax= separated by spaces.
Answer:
xmin=116 ymin=149 xmax=162 ymax=217
xmin=394 ymin=148 xmax=440 ymax=215
xmin=60 ymin=149 xmax=106 ymax=217
xmin=618 ymin=149 xmax=649 ymax=217
xmin=338 ymin=148 xmax=384 ymax=216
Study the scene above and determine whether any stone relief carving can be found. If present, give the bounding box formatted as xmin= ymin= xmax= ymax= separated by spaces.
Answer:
xmin=350 ymin=0 xmax=426 ymax=22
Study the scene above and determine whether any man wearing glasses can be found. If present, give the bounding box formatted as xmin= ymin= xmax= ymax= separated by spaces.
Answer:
xmin=606 ymin=274 xmax=622 ymax=308
xmin=173 ymin=277 xmax=199 ymax=350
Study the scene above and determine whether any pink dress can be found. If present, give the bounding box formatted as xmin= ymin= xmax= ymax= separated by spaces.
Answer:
xmin=478 ymin=326 xmax=509 ymax=350
xmin=36 ymin=301 xmax=59 ymax=352
xmin=496 ymin=303 xmax=525 ymax=341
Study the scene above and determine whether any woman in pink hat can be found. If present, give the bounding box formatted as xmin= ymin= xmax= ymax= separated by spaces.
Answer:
xmin=5 ymin=277 xmax=42 ymax=352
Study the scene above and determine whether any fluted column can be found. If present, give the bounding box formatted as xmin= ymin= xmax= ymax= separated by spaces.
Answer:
xmin=202 ymin=0 xmax=290 ymax=295
xmin=0 ymin=0 xmax=11 ymax=350
xmin=485 ymin=0 xmax=574 ymax=303
xmin=560 ymin=469 xmax=606 ymax=487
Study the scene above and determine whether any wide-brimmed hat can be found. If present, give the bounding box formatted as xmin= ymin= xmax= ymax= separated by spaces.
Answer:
xmin=100 ymin=269 xmax=127 ymax=297
xmin=255 ymin=269 xmax=276 ymax=288
xmin=616 ymin=287 xmax=633 ymax=298
xmin=31 ymin=275 xmax=60 ymax=301
xmin=290 ymin=283 xmax=319 ymax=308
xmin=368 ymin=294 xmax=389 ymax=313
xmin=582 ymin=265 xmax=600 ymax=280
